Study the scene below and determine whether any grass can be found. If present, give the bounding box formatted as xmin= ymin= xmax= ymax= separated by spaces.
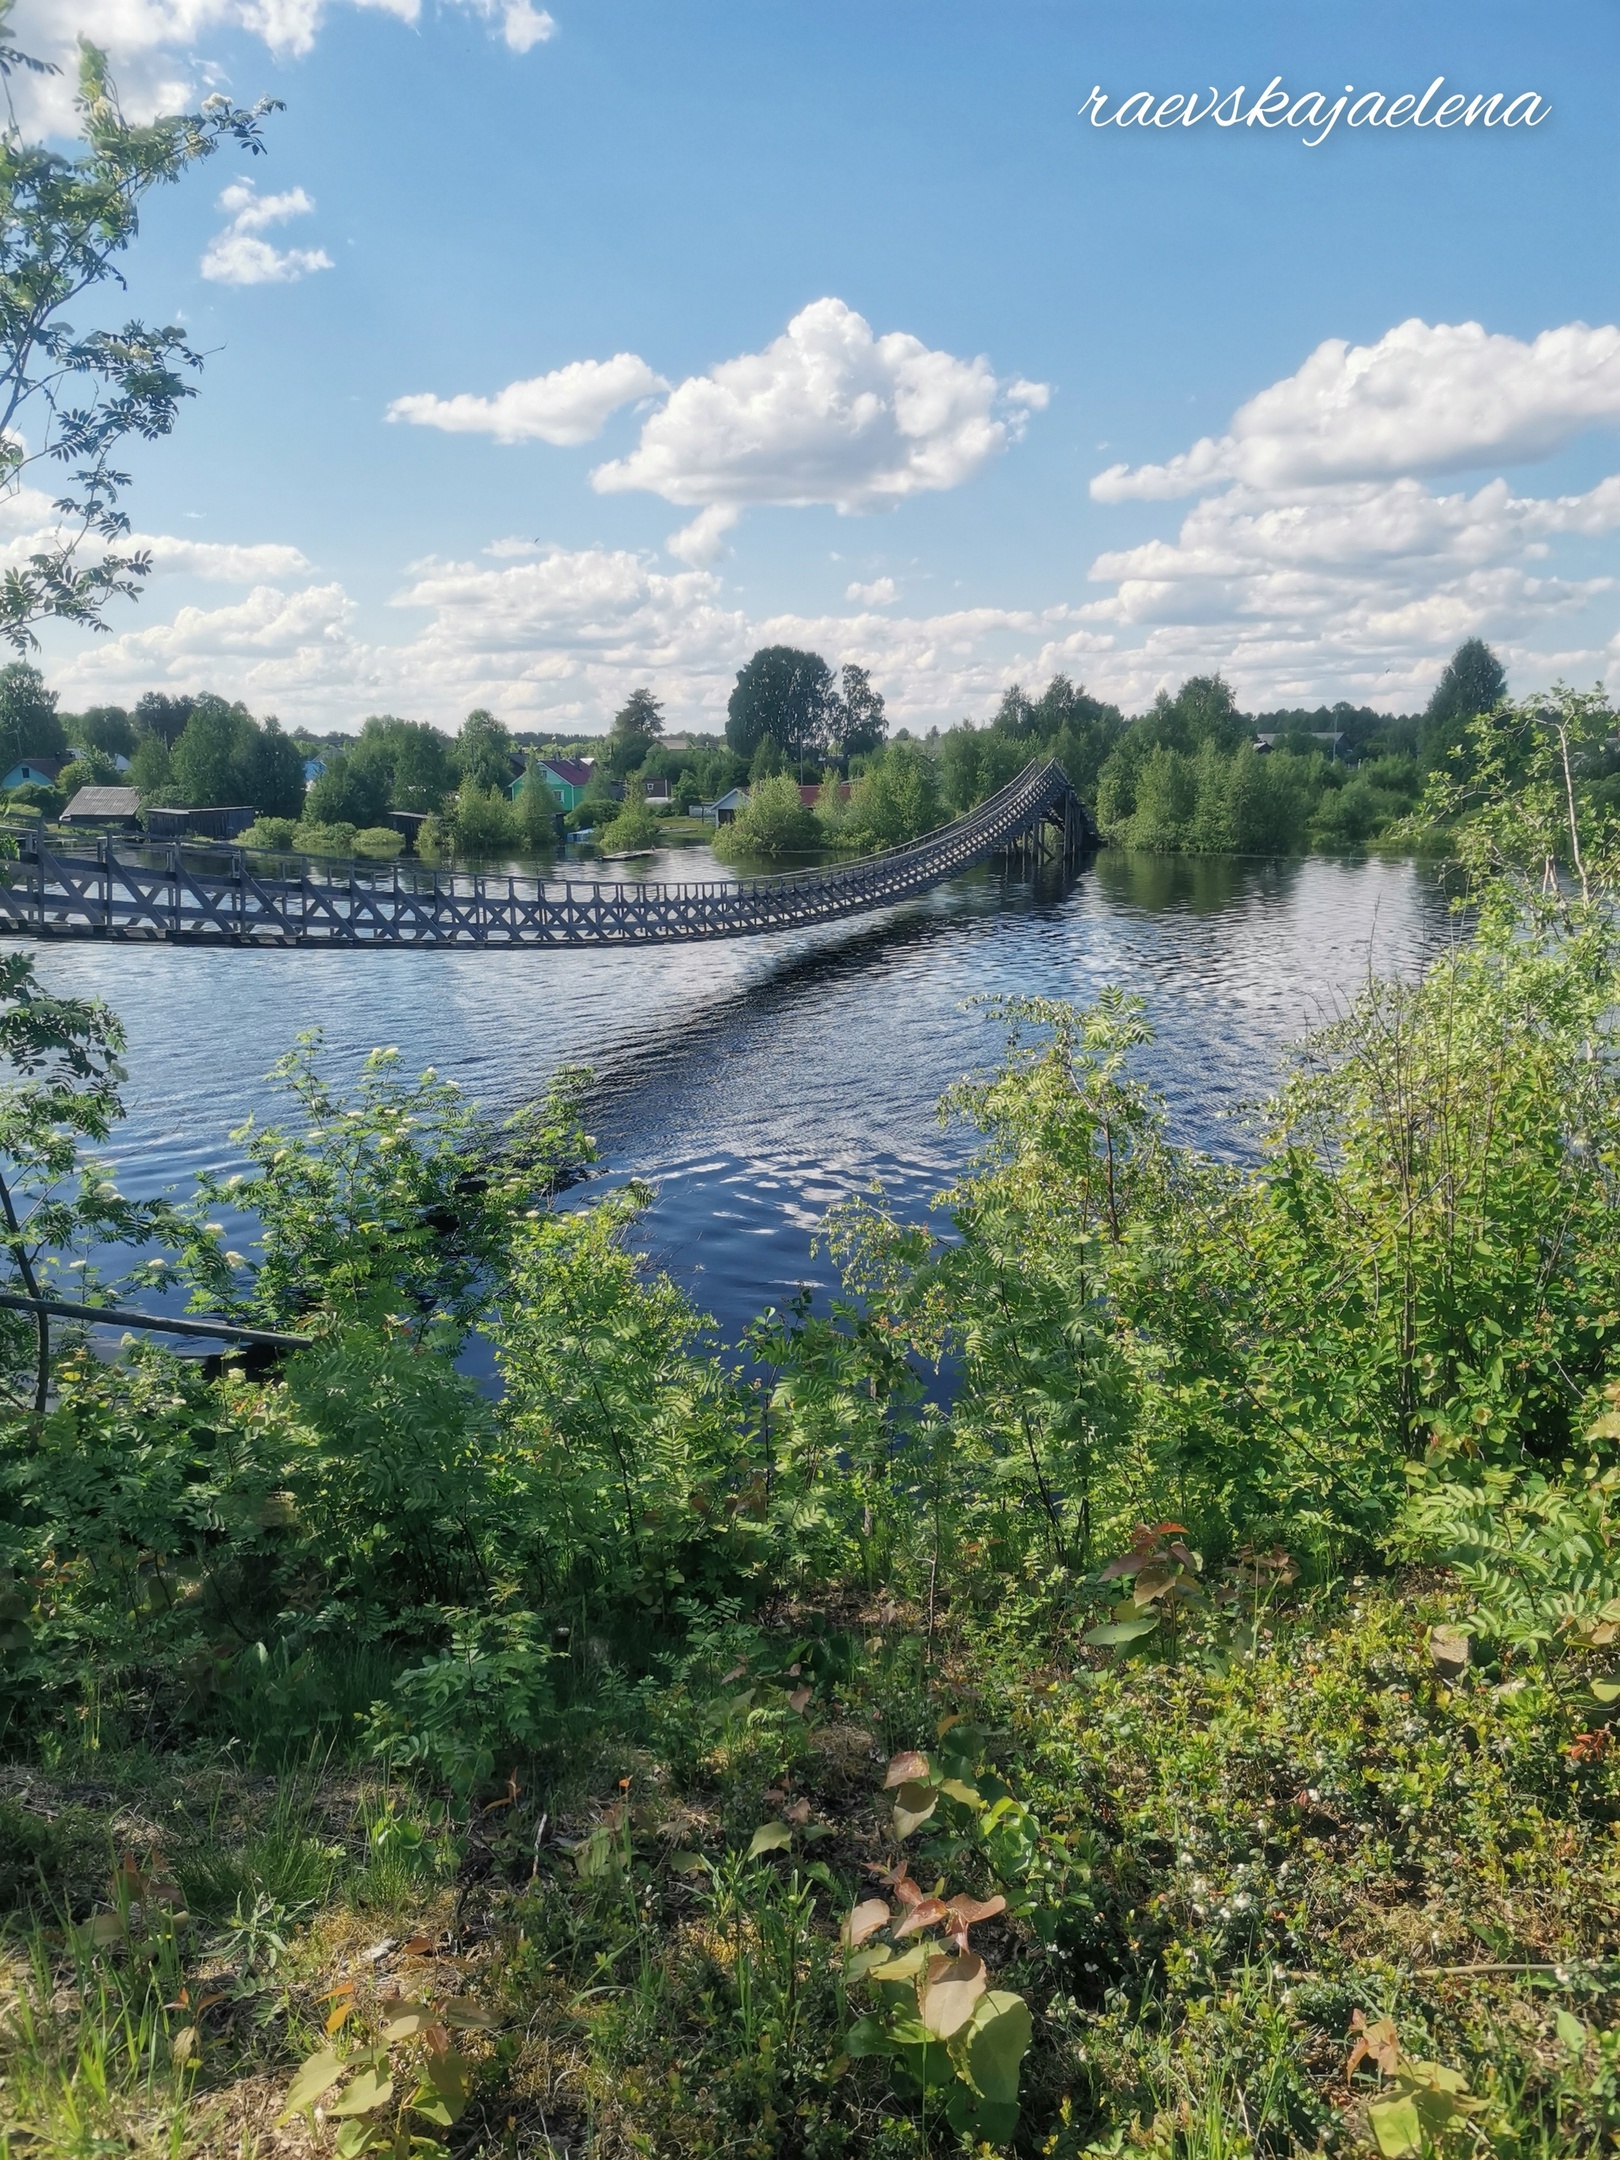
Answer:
xmin=2 ymin=1574 xmax=1617 ymax=2158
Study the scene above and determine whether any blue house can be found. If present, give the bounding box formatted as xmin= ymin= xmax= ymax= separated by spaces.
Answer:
xmin=2 ymin=755 xmax=70 ymax=792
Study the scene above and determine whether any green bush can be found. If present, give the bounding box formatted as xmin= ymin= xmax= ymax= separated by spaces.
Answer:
xmin=713 ymin=771 xmax=821 ymax=859
xmin=238 ymin=816 xmax=298 ymax=851
xmin=353 ymin=825 xmax=404 ymax=859
xmin=290 ymin=819 xmax=358 ymax=856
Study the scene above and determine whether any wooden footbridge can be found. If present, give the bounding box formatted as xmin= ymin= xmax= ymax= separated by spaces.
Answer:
xmin=0 ymin=758 xmax=1092 ymax=950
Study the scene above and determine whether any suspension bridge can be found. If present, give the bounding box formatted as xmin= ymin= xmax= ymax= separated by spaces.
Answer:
xmin=0 ymin=758 xmax=1093 ymax=950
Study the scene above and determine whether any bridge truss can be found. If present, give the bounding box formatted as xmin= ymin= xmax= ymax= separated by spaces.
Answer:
xmin=0 ymin=758 xmax=1093 ymax=950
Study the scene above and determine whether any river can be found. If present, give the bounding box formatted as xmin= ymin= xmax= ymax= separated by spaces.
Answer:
xmin=21 ymin=843 xmax=1455 ymax=1345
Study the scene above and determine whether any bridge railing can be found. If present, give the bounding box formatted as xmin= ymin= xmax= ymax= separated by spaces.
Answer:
xmin=4 ymin=757 xmax=1082 ymax=916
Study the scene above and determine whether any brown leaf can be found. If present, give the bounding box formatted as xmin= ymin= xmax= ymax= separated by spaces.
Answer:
xmin=1428 ymin=1625 xmax=1471 ymax=1677
xmin=1348 ymin=2011 xmax=1401 ymax=2078
xmin=721 ymin=1661 xmax=748 ymax=1683
xmin=917 ymin=1951 xmax=986 ymax=2039
xmin=1132 ymin=1566 xmax=1175 ymax=1607
xmin=890 ymin=1872 xmax=923 ymax=1906
xmin=1099 ymin=1551 xmax=1148 ymax=1580
xmin=943 ymin=1890 xmax=1006 ymax=1948
xmin=893 ymin=1780 xmax=938 ymax=1838
xmin=782 ymin=1798 xmax=811 ymax=1825
xmin=884 ymin=1749 xmax=930 ymax=1789
xmin=399 ymin=1933 xmax=434 ymax=1955
xmin=892 ymin=1896 xmax=950 ymax=1939
xmin=841 ymin=1898 xmax=892 ymax=1947
xmin=788 ymin=1685 xmax=813 ymax=1714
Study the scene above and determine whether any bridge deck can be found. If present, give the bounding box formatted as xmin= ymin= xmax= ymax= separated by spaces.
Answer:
xmin=0 ymin=758 xmax=1092 ymax=949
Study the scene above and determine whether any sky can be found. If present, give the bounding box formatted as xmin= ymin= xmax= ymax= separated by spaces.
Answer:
xmin=18 ymin=0 xmax=1620 ymax=736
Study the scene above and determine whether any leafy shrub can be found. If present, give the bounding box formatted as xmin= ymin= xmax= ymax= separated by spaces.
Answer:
xmin=238 ymin=816 xmax=298 ymax=850
xmin=713 ymin=771 xmax=821 ymax=859
xmin=365 ymin=1608 xmax=563 ymax=1797
xmin=291 ymin=819 xmax=358 ymax=856
xmin=353 ymin=825 xmax=404 ymax=859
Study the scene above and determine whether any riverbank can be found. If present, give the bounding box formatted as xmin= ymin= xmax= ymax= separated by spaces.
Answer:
xmin=4 ymin=1570 xmax=1615 ymax=2158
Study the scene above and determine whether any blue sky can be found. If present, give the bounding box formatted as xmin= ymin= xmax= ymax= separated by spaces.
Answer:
xmin=22 ymin=0 xmax=1619 ymax=734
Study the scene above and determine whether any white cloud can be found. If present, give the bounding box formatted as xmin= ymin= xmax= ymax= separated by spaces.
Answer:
xmin=39 ymin=320 xmax=1620 ymax=731
xmin=1093 ymin=319 xmax=1620 ymax=502
xmin=388 ymin=354 xmax=666 ymax=446
xmin=138 ymin=535 xmax=314 ymax=580
xmin=200 ymin=179 xmax=333 ymax=285
xmin=14 ymin=0 xmax=552 ymax=123
xmin=591 ymin=298 xmax=1047 ymax=513
xmin=667 ymin=505 xmax=738 ymax=567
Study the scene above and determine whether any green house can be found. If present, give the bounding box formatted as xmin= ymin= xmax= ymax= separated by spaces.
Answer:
xmin=515 ymin=757 xmax=595 ymax=813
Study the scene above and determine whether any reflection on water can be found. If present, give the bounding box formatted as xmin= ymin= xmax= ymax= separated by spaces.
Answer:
xmin=19 ymin=844 xmax=1455 ymax=1342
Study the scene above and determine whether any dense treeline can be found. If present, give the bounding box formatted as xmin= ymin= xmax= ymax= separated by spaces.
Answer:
xmin=11 ymin=635 xmax=1584 ymax=871
xmin=1 ymin=690 xmax=1618 ymax=2154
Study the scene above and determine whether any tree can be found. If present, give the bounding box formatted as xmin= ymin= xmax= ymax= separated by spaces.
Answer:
xmin=306 ymin=750 xmax=389 ymax=829
xmin=456 ymin=709 xmax=515 ymax=793
xmin=612 ymin=687 xmax=664 ymax=740
xmin=726 ymin=646 xmax=836 ymax=774
xmin=63 ymin=703 xmax=132 ymax=759
xmin=1422 ymin=638 xmax=1508 ymax=772
xmin=348 ymin=715 xmax=456 ymax=814
xmin=127 ymin=731 xmax=170 ymax=800
xmin=133 ymin=691 xmax=195 ymax=747
xmin=238 ymin=716 xmax=306 ymax=819
xmin=0 ymin=12 xmax=278 ymax=647
xmin=832 ymin=663 xmax=887 ymax=757
xmin=168 ymin=694 xmax=251 ymax=805
xmin=0 ymin=660 xmax=63 ymax=772
xmin=748 ymin=732 xmax=785 ymax=782
xmin=450 ymin=780 xmax=517 ymax=858
xmin=714 ymin=770 xmax=821 ymax=859
xmin=514 ymin=767 xmax=560 ymax=850
xmin=599 ymin=780 xmax=661 ymax=854
xmin=841 ymin=738 xmax=943 ymax=850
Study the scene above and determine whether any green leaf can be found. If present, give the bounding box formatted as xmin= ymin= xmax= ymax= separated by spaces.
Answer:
xmin=961 ymin=1990 xmax=1033 ymax=2106
xmin=844 ymin=2016 xmax=896 ymax=2060
xmin=1084 ymin=1617 xmax=1159 ymax=1647
xmin=1556 ymin=2008 xmax=1588 ymax=2052
xmin=1590 ymin=1677 xmax=1620 ymax=1704
xmin=666 ymin=1848 xmax=708 ymax=1874
xmin=747 ymin=1821 xmax=793 ymax=1857
xmin=937 ymin=1776 xmax=983 ymax=1808
xmin=893 ymin=1780 xmax=938 ymax=1837
xmin=328 ymin=2067 xmax=394 ymax=2118
xmin=279 ymin=2049 xmax=346 ymax=2120
xmin=1367 ymin=2093 xmax=1423 ymax=2157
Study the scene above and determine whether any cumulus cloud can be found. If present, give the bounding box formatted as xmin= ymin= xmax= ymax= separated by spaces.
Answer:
xmin=1093 ymin=319 xmax=1620 ymax=502
xmin=591 ymin=298 xmax=1047 ymax=513
xmin=14 ymin=0 xmax=552 ymax=128
xmin=845 ymin=576 xmax=896 ymax=605
xmin=200 ymin=179 xmax=333 ymax=286
xmin=667 ymin=505 xmax=738 ymax=567
xmin=388 ymin=354 xmax=666 ymax=446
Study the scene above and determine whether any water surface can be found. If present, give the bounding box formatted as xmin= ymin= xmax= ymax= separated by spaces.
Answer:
xmin=23 ymin=845 xmax=1455 ymax=1341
